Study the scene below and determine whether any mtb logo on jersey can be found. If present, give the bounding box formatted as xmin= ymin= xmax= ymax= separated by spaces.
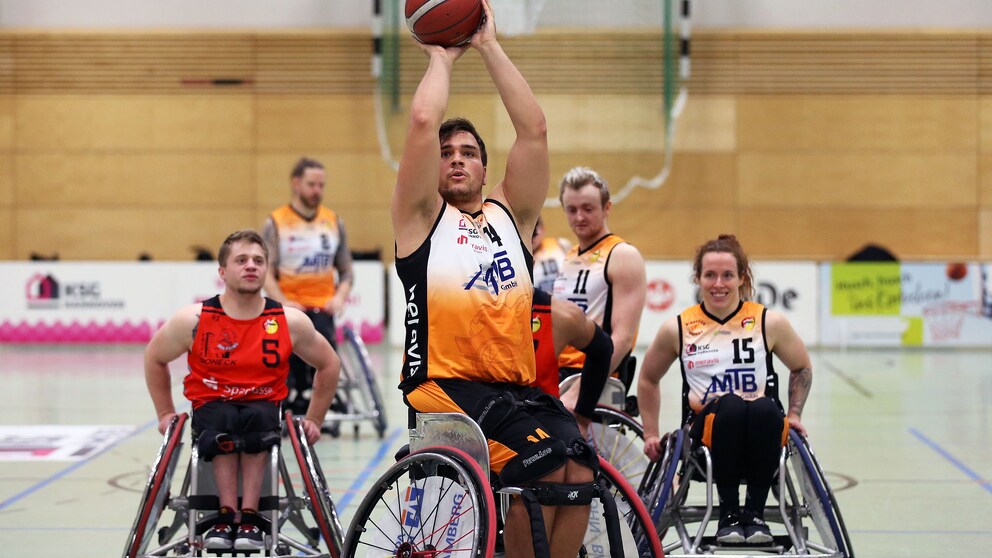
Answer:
xmin=703 ymin=367 xmax=759 ymax=404
xmin=463 ymin=250 xmax=518 ymax=294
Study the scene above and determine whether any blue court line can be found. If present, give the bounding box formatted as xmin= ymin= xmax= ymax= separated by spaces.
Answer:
xmin=910 ymin=428 xmax=992 ymax=495
xmin=0 ymin=417 xmax=160 ymax=512
xmin=335 ymin=426 xmax=405 ymax=511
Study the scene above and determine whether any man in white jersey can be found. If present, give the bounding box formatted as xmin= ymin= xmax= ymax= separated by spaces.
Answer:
xmin=637 ymin=234 xmax=813 ymax=545
xmin=392 ymin=2 xmax=595 ymax=556
xmin=554 ymin=167 xmax=646 ymax=400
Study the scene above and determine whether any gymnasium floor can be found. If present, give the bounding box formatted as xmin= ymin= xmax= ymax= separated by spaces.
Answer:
xmin=0 ymin=342 xmax=989 ymax=556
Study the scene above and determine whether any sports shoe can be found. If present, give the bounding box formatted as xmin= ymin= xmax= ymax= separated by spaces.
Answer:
xmin=743 ymin=514 xmax=773 ymax=544
xmin=234 ymin=524 xmax=265 ymax=551
xmin=715 ymin=512 xmax=745 ymax=544
xmin=202 ymin=523 xmax=234 ymax=550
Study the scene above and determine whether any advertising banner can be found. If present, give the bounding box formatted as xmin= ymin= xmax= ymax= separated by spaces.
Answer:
xmin=1 ymin=261 xmax=385 ymax=343
xmin=820 ymin=262 xmax=992 ymax=347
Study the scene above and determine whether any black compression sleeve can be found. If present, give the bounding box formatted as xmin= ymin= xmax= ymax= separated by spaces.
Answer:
xmin=573 ymin=324 xmax=613 ymax=419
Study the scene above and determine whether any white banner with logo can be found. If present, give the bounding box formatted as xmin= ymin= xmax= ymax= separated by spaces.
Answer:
xmin=820 ymin=262 xmax=992 ymax=347
xmin=0 ymin=425 xmax=135 ymax=461
xmin=1 ymin=261 xmax=385 ymax=343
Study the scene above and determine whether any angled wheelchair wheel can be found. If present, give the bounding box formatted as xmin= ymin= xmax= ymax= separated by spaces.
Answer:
xmin=588 ymin=406 xmax=649 ymax=492
xmin=644 ymin=427 xmax=685 ymax=529
xmin=341 ymin=326 xmax=388 ymax=438
xmin=286 ymin=412 xmax=344 ymax=558
xmin=584 ymin=456 xmax=664 ymax=558
xmin=123 ymin=414 xmax=188 ymax=558
xmin=341 ymin=446 xmax=496 ymax=558
xmin=787 ymin=430 xmax=854 ymax=558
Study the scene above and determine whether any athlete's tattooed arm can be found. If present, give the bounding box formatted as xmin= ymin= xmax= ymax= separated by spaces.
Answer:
xmin=788 ymin=366 xmax=812 ymax=418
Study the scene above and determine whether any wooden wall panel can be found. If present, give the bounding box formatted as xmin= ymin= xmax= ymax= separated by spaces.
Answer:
xmin=979 ymin=97 xmax=992 ymax=152
xmin=674 ymin=96 xmax=737 ymax=153
xmin=0 ymin=209 xmax=12 ymax=260
xmin=16 ymin=208 xmax=256 ymax=260
xmin=255 ymin=96 xmax=381 ymax=152
xmin=16 ymin=95 xmax=254 ymax=150
xmin=980 ymin=153 xmax=992 ymax=207
xmin=739 ymin=96 xmax=978 ymax=151
xmin=539 ymin=95 xmax=666 ymax=153
xmin=739 ymin=154 xmax=977 ymax=208
xmin=0 ymin=95 xmax=13 ymax=148
xmin=0 ymin=154 xmax=12 ymax=207
xmin=980 ymin=209 xmax=992 ymax=258
xmin=254 ymin=153 xmax=396 ymax=213
xmin=740 ymin=209 xmax=978 ymax=260
xmin=605 ymin=206 xmax=739 ymax=259
xmin=15 ymin=154 xmax=254 ymax=206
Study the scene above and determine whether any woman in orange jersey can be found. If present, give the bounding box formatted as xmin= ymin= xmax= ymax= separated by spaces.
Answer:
xmin=637 ymin=234 xmax=813 ymax=545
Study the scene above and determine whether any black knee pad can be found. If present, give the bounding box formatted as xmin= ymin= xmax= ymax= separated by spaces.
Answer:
xmin=197 ymin=430 xmax=242 ymax=461
xmin=499 ymin=437 xmax=567 ymax=487
xmin=241 ymin=430 xmax=280 ymax=454
xmin=474 ymin=391 xmax=516 ymax=436
xmin=565 ymin=437 xmax=600 ymax=473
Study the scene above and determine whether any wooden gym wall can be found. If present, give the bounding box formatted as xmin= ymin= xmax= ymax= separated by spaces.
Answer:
xmin=0 ymin=29 xmax=989 ymax=261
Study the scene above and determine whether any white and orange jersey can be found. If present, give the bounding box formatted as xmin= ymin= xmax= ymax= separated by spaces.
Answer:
xmin=396 ymin=200 xmax=536 ymax=390
xmin=679 ymin=301 xmax=774 ymax=413
xmin=553 ymin=234 xmax=628 ymax=369
xmin=533 ymin=237 xmax=569 ymax=293
xmin=268 ymin=205 xmax=343 ymax=308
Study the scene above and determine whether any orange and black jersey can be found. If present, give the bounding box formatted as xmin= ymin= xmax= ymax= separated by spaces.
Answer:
xmin=396 ymin=200 xmax=536 ymax=392
xmin=185 ymin=296 xmax=292 ymax=408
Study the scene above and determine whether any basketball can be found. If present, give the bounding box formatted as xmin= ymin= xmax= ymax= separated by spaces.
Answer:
xmin=946 ymin=262 xmax=968 ymax=281
xmin=406 ymin=0 xmax=484 ymax=48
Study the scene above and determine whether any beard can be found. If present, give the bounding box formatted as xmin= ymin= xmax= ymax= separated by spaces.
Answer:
xmin=439 ymin=181 xmax=480 ymax=205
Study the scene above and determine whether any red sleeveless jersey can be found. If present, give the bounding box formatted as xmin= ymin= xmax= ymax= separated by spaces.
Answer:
xmin=184 ymin=296 xmax=293 ymax=408
xmin=531 ymin=289 xmax=559 ymax=396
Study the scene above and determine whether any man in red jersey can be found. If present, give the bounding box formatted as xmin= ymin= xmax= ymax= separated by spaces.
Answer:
xmin=145 ymin=230 xmax=340 ymax=552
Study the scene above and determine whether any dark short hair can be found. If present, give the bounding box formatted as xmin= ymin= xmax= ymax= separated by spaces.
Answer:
xmin=217 ymin=230 xmax=268 ymax=266
xmin=439 ymin=117 xmax=487 ymax=166
xmin=290 ymin=157 xmax=324 ymax=179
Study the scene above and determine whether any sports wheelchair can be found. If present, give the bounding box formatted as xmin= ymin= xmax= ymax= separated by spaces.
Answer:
xmin=340 ymin=412 xmax=664 ymax=557
xmin=641 ymin=372 xmax=854 ymax=558
xmin=559 ymin=375 xmax=651 ymax=495
xmin=123 ymin=411 xmax=343 ymax=558
xmin=323 ymin=326 xmax=388 ymax=439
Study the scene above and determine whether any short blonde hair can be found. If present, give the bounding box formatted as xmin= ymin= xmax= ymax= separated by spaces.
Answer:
xmin=558 ymin=166 xmax=609 ymax=206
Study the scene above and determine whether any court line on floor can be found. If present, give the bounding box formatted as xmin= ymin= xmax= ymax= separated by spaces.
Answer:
xmin=910 ymin=428 xmax=992 ymax=495
xmin=0 ymin=418 xmax=159 ymax=512
xmin=820 ymin=359 xmax=873 ymax=398
xmin=335 ymin=426 xmax=405 ymax=512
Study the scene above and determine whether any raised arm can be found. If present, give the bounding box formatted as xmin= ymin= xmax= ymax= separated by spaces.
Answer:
xmin=637 ymin=317 xmax=680 ymax=461
xmin=285 ymin=307 xmax=341 ymax=444
xmin=144 ymin=304 xmax=199 ymax=434
xmin=473 ymin=0 xmax=549 ymax=238
xmin=393 ymin=43 xmax=466 ymax=257
xmin=766 ymin=310 xmax=813 ymax=437
xmin=606 ymin=243 xmax=647 ymax=373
